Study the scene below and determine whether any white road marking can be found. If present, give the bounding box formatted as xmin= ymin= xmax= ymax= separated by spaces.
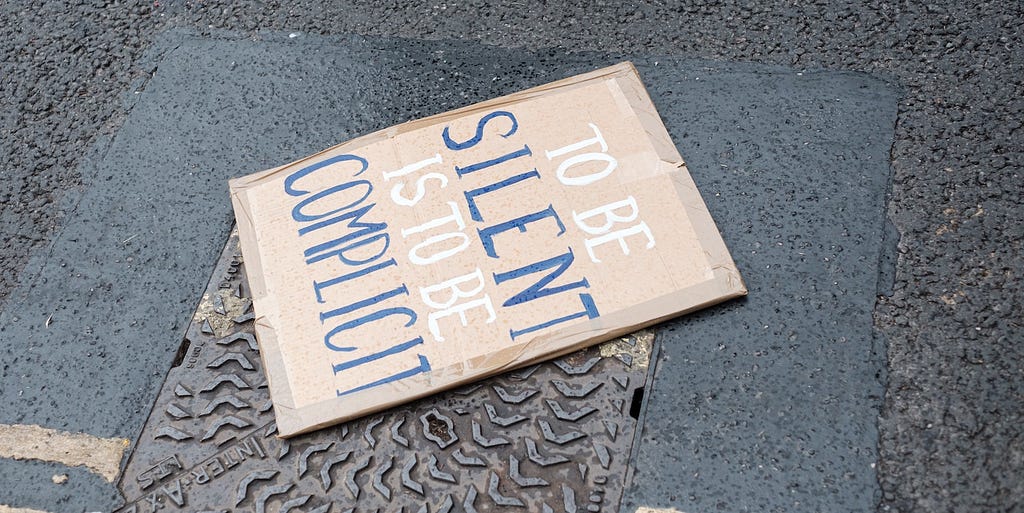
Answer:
xmin=0 ymin=423 xmax=129 ymax=482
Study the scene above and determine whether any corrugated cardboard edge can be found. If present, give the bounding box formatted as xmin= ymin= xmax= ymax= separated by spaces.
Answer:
xmin=229 ymin=62 xmax=746 ymax=437
xmin=229 ymin=164 xmax=300 ymax=424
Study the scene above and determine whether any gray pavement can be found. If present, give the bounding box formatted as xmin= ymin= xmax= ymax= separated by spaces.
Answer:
xmin=7 ymin=32 xmax=897 ymax=512
xmin=627 ymin=67 xmax=897 ymax=512
xmin=0 ymin=2 xmax=1021 ymax=512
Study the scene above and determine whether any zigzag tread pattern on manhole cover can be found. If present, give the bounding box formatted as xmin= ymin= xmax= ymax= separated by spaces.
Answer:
xmin=117 ymin=229 xmax=654 ymax=513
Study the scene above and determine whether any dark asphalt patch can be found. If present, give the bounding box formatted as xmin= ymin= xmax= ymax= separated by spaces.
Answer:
xmin=0 ymin=32 xmax=895 ymax=511
xmin=624 ymin=70 xmax=898 ymax=511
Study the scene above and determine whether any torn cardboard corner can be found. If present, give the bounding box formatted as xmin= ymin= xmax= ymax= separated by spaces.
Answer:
xmin=228 ymin=61 xmax=746 ymax=438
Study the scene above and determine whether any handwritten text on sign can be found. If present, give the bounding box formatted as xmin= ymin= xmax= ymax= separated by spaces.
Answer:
xmin=282 ymin=110 xmax=656 ymax=396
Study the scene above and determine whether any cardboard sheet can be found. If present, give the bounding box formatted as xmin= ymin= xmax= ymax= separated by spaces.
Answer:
xmin=229 ymin=62 xmax=745 ymax=437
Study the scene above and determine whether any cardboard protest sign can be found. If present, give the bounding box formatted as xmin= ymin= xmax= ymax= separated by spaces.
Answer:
xmin=229 ymin=62 xmax=746 ymax=437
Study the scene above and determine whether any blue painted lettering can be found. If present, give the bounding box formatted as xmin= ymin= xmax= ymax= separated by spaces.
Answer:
xmin=478 ymin=205 xmax=566 ymax=258
xmin=493 ymin=248 xmax=589 ymax=307
xmin=332 ymin=337 xmax=424 ymax=374
xmin=454 ymin=145 xmax=532 ymax=178
xmin=464 ymin=170 xmax=541 ymax=222
xmin=313 ymin=258 xmax=397 ymax=303
xmin=508 ymin=294 xmax=600 ymax=340
xmin=291 ymin=180 xmax=372 ymax=224
xmin=442 ymin=111 xmax=518 ymax=151
xmin=336 ymin=355 xmax=431 ymax=396
xmin=322 ymin=285 xmax=416 ymax=352
xmin=284 ymin=154 xmax=368 ymax=196
xmin=302 ymin=203 xmax=389 ymax=265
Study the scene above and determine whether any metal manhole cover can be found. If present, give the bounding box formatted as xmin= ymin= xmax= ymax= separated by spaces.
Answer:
xmin=117 ymin=228 xmax=655 ymax=512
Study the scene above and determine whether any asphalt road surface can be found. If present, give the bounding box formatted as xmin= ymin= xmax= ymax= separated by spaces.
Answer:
xmin=0 ymin=2 xmax=1021 ymax=512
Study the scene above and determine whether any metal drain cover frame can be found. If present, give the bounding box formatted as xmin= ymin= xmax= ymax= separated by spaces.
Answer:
xmin=117 ymin=229 xmax=656 ymax=512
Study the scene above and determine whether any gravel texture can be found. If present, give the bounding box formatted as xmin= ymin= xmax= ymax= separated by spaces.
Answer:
xmin=0 ymin=1 xmax=1021 ymax=512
